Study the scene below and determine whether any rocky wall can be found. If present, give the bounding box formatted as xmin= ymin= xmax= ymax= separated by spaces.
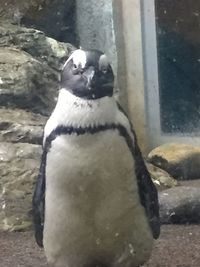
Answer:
xmin=0 ymin=19 xmax=75 ymax=231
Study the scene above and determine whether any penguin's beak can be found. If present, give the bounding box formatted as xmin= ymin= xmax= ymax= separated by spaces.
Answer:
xmin=83 ymin=66 xmax=95 ymax=90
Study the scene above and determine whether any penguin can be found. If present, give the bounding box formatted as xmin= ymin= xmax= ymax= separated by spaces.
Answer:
xmin=32 ymin=49 xmax=160 ymax=267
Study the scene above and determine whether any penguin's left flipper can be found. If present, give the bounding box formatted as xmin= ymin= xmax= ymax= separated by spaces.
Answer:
xmin=32 ymin=150 xmax=47 ymax=247
xmin=117 ymin=103 xmax=160 ymax=239
xmin=133 ymin=140 xmax=160 ymax=239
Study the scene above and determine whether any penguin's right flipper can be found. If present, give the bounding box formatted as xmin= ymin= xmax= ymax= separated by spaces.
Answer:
xmin=32 ymin=150 xmax=47 ymax=247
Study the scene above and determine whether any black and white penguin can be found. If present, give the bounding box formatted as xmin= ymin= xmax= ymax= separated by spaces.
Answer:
xmin=33 ymin=49 xmax=160 ymax=267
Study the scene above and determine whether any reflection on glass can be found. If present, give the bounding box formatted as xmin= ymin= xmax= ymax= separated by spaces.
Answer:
xmin=155 ymin=0 xmax=200 ymax=133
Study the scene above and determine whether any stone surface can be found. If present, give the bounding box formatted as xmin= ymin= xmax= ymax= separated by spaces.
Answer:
xmin=0 ymin=142 xmax=42 ymax=231
xmin=159 ymin=186 xmax=200 ymax=224
xmin=0 ymin=21 xmax=76 ymax=115
xmin=180 ymin=179 xmax=200 ymax=188
xmin=0 ymin=6 xmax=77 ymax=232
xmin=148 ymin=143 xmax=200 ymax=180
xmin=0 ymin=22 xmax=76 ymax=115
xmin=0 ymin=108 xmax=47 ymax=144
xmin=0 ymin=0 xmax=46 ymax=22
xmin=0 ymin=0 xmax=76 ymax=43
xmin=0 ymin=22 xmax=75 ymax=71
xmin=146 ymin=163 xmax=178 ymax=191
xmin=0 ymin=19 xmax=76 ymax=232
xmin=0 ymin=47 xmax=58 ymax=114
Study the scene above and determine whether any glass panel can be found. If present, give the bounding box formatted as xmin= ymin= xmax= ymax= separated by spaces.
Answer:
xmin=155 ymin=0 xmax=200 ymax=133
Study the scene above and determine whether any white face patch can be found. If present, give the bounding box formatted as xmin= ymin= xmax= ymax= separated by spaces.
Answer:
xmin=63 ymin=49 xmax=87 ymax=69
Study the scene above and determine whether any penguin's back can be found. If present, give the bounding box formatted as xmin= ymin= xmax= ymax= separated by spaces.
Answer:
xmin=44 ymin=129 xmax=153 ymax=267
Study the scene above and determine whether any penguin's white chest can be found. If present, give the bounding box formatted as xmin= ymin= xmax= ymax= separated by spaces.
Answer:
xmin=44 ymin=130 xmax=153 ymax=267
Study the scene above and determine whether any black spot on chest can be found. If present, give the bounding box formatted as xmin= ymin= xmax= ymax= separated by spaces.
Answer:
xmin=73 ymin=101 xmax=93 ymax=109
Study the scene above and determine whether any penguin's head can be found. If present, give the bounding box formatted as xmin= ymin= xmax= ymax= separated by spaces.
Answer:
xmin=61 ymin=49 xmax=114 ymax=99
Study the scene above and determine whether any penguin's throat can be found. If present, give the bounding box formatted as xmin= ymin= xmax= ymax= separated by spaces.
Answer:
xmin=54 ymin=89 xmax=117 ymax=128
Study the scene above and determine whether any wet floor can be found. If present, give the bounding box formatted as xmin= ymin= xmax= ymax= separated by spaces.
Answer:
xmin=0 ymin=225 xmax=200 ymax=267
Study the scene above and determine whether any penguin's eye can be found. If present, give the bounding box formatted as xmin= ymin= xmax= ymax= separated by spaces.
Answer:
xmin=72 ymin=63 xmax=79 ymax=74
xmin=73 ymin=63 xmax=78 ymax=69
xmin=101 ymin=68 xmax=107 ymax=74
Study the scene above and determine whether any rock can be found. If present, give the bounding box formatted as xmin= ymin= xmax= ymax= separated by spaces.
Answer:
xmin=0 ymin=22 xmax=76 ymax=115
xmin=0 ymin=22 xmax=75 ymax=71
xmin=179 ymin=179 xmax=200 ymax=188
xmin=0 ymin=142 xmax=41 ymax=231
xmin=22 ymin=0 xmax=76 ymax=43
xmin=0 ymin=0 xmax=45 ymax=22
xmin=146 ymin=163 xmax=178 ymax=191
xmin=0 ymin=7 xmax=77 ymax=232
xmin=0 ymin=108 xmax=47 ymax=144
xmin=148 ymin=143 xmax=200 ymax=180
xmin=0 ymin=47 xmax=58 ymax=114
xmin=159 ymin=186 xmax=200 ymax=224
xmin=0 ymin=0 xmax=76 ymax=43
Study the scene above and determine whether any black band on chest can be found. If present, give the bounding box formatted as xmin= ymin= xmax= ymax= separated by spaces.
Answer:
xmin=46 ymin=124 xmax=123 ymax=147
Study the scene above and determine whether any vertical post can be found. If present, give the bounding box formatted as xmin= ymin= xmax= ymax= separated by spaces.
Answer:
xmin=116 ymin=0 xmax=149 ymax=153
